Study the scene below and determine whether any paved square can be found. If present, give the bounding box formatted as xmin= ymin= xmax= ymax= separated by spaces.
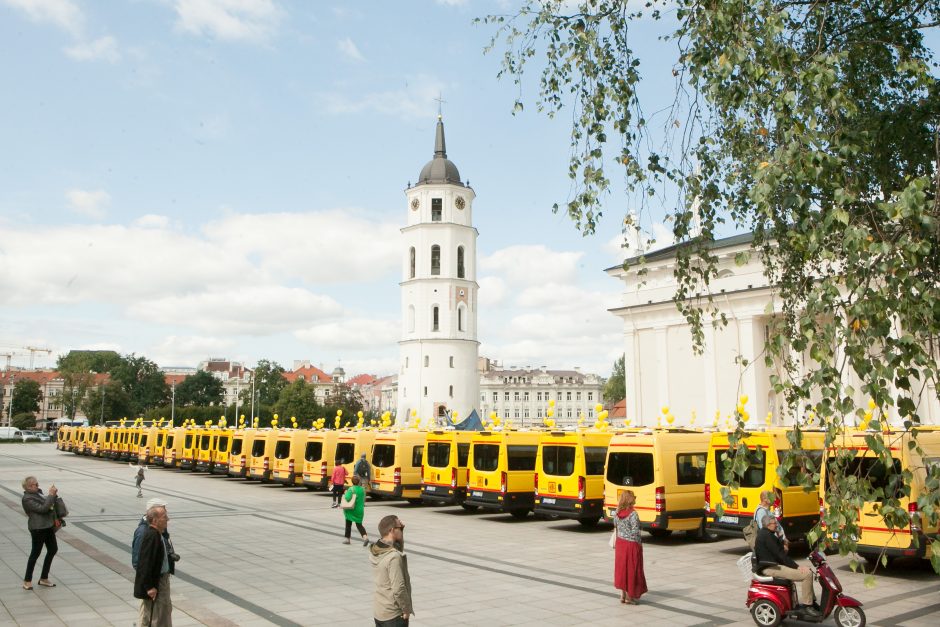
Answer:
xmin=1 ymin=443 xmax=937 ymax=626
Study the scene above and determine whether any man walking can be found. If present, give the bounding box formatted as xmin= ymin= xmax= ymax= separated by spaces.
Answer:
xmin=369 ymin=515 xmax=413 ymax=627
xmin=130 ymin=462 xmax=147 ymax=497
xmin=134 ymin=505 xmax=173 ymax=626
xmin=133 ymin=499 xmax=179 ymax=575
xmin=354 ymin=453 xmax=372 ymax=486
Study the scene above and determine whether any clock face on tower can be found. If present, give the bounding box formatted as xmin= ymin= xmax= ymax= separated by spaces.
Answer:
xmin=410 ymin=198 xmax=420 ymax=211
xmin=455 ymin=196 xmax=466 ymax=210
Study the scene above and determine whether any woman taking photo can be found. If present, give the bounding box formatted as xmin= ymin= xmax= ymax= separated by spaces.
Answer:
xmin=21 ymin=476 xmax=59 ymax=590
xmin=613 ymin=489 xmax=647 ymax=605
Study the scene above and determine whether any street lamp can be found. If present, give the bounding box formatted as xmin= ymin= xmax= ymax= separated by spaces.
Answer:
xmin=6 ymin=373 xmax=14 ymax=427
xmin=100 ymin=384 xmax=105 ymax=425
xmin=170 ymin=382 xmax=176 ymax=427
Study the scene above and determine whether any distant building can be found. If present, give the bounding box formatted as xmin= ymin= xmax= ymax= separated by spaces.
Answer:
xmin=197 ymin=358 xmax=252 ymax=409
xmin=284 ymin=361 xmax=335 ymax=404
xmin=478 ymin=361 xmax=605 ymax=428
xmin=1 ymin=369 xmax=109 ymax=428
xmin=352 ymin=374 xmax=398 ymax=416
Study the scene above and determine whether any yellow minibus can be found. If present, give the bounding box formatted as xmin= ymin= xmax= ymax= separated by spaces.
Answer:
xmin=228 ymin=428 xmax=261 ymax=478
xmin=370 ymin=430 xmax=426 ymax=502
xmin=335 ymin=430 xmax=377 ymax=486
xmin=271 ymin=429 xmax=308 ymax=486
xmin=209 ymin=428 xmax=233 ymax=475
xmin=465 ymin=430 xmax=541 ymax=518
xmin=421 ymin=430 xmax=474 ymax=507
xmin=178 ymin=428 xmax=198 ymax=471
xmin=248 ymin=429 xmax=277 ymax=482
xmin=164 ymin=426 xmax=188 ymax=468
xmin=535 ymin=430 xmax=612 ymax=526
xmin=301 ymin=430 xmax=339 ymax=490
xmin=705 ymin=428 xmax=824 ymax=541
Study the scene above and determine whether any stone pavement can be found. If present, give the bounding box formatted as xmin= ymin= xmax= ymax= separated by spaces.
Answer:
xmin=1 ymin=443 xmax=938 ymax=627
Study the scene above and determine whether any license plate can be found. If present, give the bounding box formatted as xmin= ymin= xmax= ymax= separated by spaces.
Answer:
xmin=372 ymin=482 xmax=380 ymax=490
xmin=719 ymin=515 xmax=739 ymax=524
xmin=425 ymin=486 xmax=436 ymax=492
xmin=547 ymin=482 xmax=556 ymax=492
xmin=542 ymin=497 xmax=556 ymax=504
xmin=472 ymin=490 xmax=482 ymax=498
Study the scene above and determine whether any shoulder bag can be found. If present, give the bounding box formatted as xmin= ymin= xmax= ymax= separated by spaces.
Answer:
xmin=341 ymin=491 xmax=357 ymax=510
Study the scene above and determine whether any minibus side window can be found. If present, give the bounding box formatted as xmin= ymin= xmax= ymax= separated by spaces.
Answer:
xmin=676 ymin=452 xmax=707 ymax=485
xmin=218 ymin=436 xmax=229 ymax=453
xmin=184 ymin=434 xmax=194 ymax=448
xmin=606 ymin=452 xmax=654 ymax=487
xmin=473 ymin=444 xmax=499 ymax=471
xmin=457 ymin=443 xmax=470 ymax=467
xmin=426 ymin=442 xmax=451 ymax=468
xmin=542 ymin=446 xmax=575 ymax=476
xmin=274 ymin=441 xmax=291 ymax=459
xmin=201 ymin=435 xmax=211 ymax=450
xmin=717 ymin=448 xmax=766 ymax=487
xmin=251 ymin=439 xmax=265 ymax=457
xmin=412 ymin=445 xmax=423 ymax=467
xmin=305 ymin=441 xmax=323 ymax=462
xmin=373 ymin=444 xmax=396 ymax=467
xmin=827 ymin=456 xmax=903 ymax=500
xmin=335 ymin=443 xmax=355 ymax=465
xmin=776 ymin=449 xmax=823 ymax=486
xmin=584 ymin=447 xmax=607 ymax=475
xmin=230 ymin=438 xmax=242 ymax=456
xmin=507 ymin=445 xmax=537 ymax=471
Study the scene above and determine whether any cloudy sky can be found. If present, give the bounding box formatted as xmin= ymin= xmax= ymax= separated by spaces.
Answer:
xmin=0 ymin=0 xmax=684 ymax=378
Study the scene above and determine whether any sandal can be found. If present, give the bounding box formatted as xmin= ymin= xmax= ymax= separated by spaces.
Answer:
xmin=37 ymin=580 xmax=56 ymax=588
xmin=619 ymin=592 xmax=627 ymax=604
xmin=23 ymin=582 xmax=33 ymax=591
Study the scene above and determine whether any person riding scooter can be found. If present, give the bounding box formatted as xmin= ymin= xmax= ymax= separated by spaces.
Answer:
xmin=754 ymin=517 xmax=818 ymax=616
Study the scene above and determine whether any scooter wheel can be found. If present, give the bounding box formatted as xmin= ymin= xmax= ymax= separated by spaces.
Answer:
xmin=750 ymin=599 xmax=782 ymax=627
xmin=834 ymin=606 xmax=866 ymax=627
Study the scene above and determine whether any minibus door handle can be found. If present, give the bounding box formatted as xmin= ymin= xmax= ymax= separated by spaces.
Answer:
xmin=743 ymin=497 xmax=748 ymax=509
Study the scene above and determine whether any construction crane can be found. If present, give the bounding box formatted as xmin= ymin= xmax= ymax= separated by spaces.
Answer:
xmin=23 ymin=346 xmax=52 ymax=370
xmin=0 ymin=353 xmax=12 ymax=371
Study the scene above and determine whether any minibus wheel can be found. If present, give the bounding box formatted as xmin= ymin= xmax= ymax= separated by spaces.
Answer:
xmin=688 ymin=520 xmax=719 ymax=542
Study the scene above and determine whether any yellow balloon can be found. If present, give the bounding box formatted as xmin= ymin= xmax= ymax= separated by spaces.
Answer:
xmin=337 ymin=410 xmax=343 ymax=417
xmin=548 ymin=399 xmax=555 ymax=408
xmin=547 ymin=408 xmax=554 ymax=418
xmin=357 ymin=410 xmax=364 ymax=419
xmin=594 ymin=403 xmax=603 ymax=413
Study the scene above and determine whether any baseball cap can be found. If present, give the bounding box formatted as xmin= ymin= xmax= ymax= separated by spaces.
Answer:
xmin=145 ymin=497 xmax=168 ymax=510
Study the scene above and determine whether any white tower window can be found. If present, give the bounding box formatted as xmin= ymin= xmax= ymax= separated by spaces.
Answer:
xmin=449 ymin=385 xmax=453 ymax=398
xmin=431 ymin=245 xmax=441 ymax=275
xmin=457 ymin=246 xmax=465 ymax=278
xmin=408 ymin=305 xmax=415 ymax=333
xmin=458 ymin=306 xmax=464 ymax=332
xmin=432 ymin=306 xmax=439 ymax=331
xmin=409 ymin=247 xmax=416 ymax=278
xmin=449 ymin=356 xmax=454 ymax=368
xmin=432 ymin=198 xmax=442 ymax=221
xmin=424 ymin=356 xmax=429 ymax=367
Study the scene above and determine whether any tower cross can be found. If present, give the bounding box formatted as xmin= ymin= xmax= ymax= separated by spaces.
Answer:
xmin=434 ymin=93 xmax=446 ymax=117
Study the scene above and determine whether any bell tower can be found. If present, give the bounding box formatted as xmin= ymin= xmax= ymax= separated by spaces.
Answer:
xmin=397 ymin=116 xmax=479 ymax=425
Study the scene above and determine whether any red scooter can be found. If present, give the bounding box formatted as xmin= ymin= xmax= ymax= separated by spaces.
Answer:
xmin=747 ymin=548 xmax=865 ymax=627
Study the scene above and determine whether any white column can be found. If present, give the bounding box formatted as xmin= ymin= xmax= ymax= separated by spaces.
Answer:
xmin=624 ymin=327 xmax=639 ymax=425
xmin=703 ymin=322 xmax=718 ymax=421
xmin=656 ymin=326 xmax=669 ymax=419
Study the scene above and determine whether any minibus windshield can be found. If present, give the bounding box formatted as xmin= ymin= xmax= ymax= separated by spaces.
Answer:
xmin=426 ymin=442 xmax=451 ymax=468
xmin=606 ymin=452 xmax=654 ymax=487
xmin=373 ymin=444 xmax=396 ymax=467
xmin=676 ymin=452 xmax=707 ymax=484
xmin=717 ymin=448 xmax=766 ymax=487
xmin=166 ymin=435 xmax=175 ymax=449
xmin=542 ymin=446 xmax=576 ymax=476
xmin=335 ymin=442 xmax=355 ymax=465
xmin=473 ymin=444 xmax=499 ymax=471
xmin=156 ymin=433 xmax=165 ymax=447
xmin=201 ymin=435 xmax=212 ymax=450
xmin=305 ymin=441 xmax=323 ymax=462
xmin=826 ymin=456 xmax=903 ymax=500
xmin=457 ymin=443 xmax=470 ymax=466
xmin=274 ymin=440 xmax=290 ymax=459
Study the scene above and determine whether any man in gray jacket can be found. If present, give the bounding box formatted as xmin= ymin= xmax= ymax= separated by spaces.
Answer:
xmin=369 ymin=515 xmax=413 ymax=627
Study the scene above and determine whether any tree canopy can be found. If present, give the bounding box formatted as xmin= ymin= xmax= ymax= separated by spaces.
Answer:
xmin=603 ymin=355 xmax=625 ymax=404
xmin=484 ymin=0 xmax=940 ymax=575
xmin=174 ymin=370 xmax=225 ymax=407
xmin=11 ymin=379 xmax=42 ymax=415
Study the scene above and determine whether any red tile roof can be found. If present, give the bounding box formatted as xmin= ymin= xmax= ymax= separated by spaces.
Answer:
xmin=609 ymin=399 xmax=627 ymax=418
xmin=284 ymin=365 xmax=330 ymax=383
xmin=347 ymin=374 xmax=377 ymax=387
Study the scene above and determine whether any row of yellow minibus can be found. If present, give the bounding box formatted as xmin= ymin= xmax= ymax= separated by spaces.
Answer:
xmin=57 ymin=423 xmax=939 ymax=563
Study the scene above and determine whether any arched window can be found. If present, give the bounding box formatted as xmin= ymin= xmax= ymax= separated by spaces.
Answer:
xmin=457 ymin=306 xmax=464 ymax=332
xmin=449 ymin=385 xmax=453 ymax=398
xmin=430 ymin=245 xmax=440 ymax=275
xmin=408 ymin=305 xmax=415 ymax=333
xmin=457 ymin=246 xmax=465 ymax=278
xmin=409 ymin=247 xmax=416 ymax=278
xmin=432 ymin=306 xmax=439 ymax=331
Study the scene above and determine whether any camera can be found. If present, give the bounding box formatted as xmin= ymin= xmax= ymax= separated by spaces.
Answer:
xmin=169 ymin=552 xmax=181 ymax=563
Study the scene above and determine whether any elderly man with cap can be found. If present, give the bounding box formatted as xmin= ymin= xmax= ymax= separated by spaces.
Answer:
xmin=132 ymin=498 xmax=179 ymax=573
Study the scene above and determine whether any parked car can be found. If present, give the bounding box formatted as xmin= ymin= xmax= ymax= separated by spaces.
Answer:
xmin=34 ymin=431 xmax=52 ymax=442
xmin=21 ymin=431 xmax=40 ymax=442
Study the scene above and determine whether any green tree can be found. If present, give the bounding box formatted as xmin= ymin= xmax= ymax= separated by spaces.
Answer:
xmin=12 ymin=413 xmax=36 ymax=430
xmin=175 ymin=370 xmax=225 ymax=407
xmin=12 ymin=379 xmax=42 ymax=415
xmin=603 ymin=355 xmax=625 ymax=405
xmin=485 ymin=1 xmax=940 ymax=575
xmin=81 ymin=383 xmax=132 ymax=425
xmin=57 ymin=350 xmax=121 ymax=421
xmin=274 ymin=379 xmax=320 ymax=426
xmin=239 ymin=359 xmax=287 ymax=408
xmin=111 ymin=354 xmax=169 ymax=416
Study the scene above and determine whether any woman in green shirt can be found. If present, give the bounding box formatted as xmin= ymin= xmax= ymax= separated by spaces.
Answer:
xmin=342 ymin=475 xmax=370 ymax=546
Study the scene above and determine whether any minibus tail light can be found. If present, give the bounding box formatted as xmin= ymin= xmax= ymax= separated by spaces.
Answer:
xmin=288 ymin=459 xmax=295 ymax=474
xmin=263 ymin=457 xmax=270 ymax=471
xmin=909 ymin=502 xmax=921 ymax=533
xmin=819 ymin=497 xmax=827 ymax=530
xmin=394 ymin=467 xmax=402 ymax=485
xmin=534 ymin=472 xmax=539 ymax=496
xmin=320 ymin=460 xmax=328 ymax=478
xmin=704 ymin=484 xmax=711 ymax=512
xmin=451 ymin=467 xmax=458 ymax=488
xmin=655 ymin=486 xmax=665 ymax=514
xmin=773 ymin=487 xmax=783 ymax=518
xmin=578 ymin=476 xmax=586 ymax=501
xmin=240 ymin=454 xmax=246 ymax=468
xmin=500 ymin=471 xmax=507 ymax=494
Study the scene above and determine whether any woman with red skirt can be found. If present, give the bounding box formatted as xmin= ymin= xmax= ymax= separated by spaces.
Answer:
xmin=614 ymin=489 xmax=648 ymax=604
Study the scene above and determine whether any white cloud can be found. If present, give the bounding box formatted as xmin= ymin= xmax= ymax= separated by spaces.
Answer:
xmin=477 ymin=276 xmax=507 ymax=308
xmin=151 ymin=334 xmax=236 ymax=366
xmin=66 ymin=188 xmax=111 ymax=219
xmin=173 ymin=0 xmax=283 ymax=43
xmin=295 ymin=318 xmax=398 ymax=350
xmin=129 ymin=286 xmax=343 ymax=335
xmin=650 ymin=221 xmax=677 ymax=250
xmin=65 ymin=35 xmax=119 ymax=62
xmin=479 ymin=244 xmax=582 ymax=287
xmin=337 ymin=37 xmax=364 ymax=62
xmin=434 ymin=0 xmax=468 ymax=5
xmin=319 ymin=75 xmax=446 ymax=121
xmin=134 ymin=214 xmax=170 ymax=229
xmin=1 ymin=0 xmax=83 ymax=35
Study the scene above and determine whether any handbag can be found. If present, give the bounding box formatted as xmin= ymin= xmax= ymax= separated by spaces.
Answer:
xmin=54 ymin=497 xmax=69 ymax=519
xmin=341 ymin=491 xmax=357 ymax=510
xmin=609 ymin=529 xmax=617 ymax=549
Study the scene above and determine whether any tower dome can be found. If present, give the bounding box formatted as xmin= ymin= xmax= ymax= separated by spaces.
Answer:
xmin=417 ymin=115 xmax=463 ymax=186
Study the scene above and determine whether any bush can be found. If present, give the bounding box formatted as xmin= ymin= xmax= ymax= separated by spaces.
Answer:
xmin=12 ymin=413 xmax=36 ymax=430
